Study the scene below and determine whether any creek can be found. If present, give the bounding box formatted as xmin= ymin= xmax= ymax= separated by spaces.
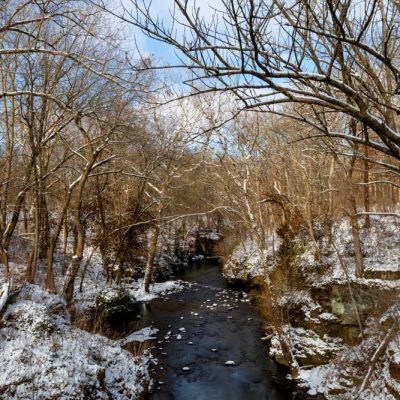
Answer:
xmin=137 ymin=260 xmax=305 ymax=400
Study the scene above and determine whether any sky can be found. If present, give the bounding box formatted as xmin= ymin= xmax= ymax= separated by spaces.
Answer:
xmin=112 ymin=0 xmax=220 ymax=64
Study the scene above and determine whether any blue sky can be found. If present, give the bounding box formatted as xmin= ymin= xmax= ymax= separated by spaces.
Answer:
xmin=113 ymin=0 xmax=220 ymax=64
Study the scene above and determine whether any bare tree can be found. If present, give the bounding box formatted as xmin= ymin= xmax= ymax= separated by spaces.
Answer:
xmin=0 ymin=0 xmax=149 ymax=299
xmin=127 ymin=103 xmax=209 ymax=292
xmin=121 ymin=0 xmax=400 ymax=162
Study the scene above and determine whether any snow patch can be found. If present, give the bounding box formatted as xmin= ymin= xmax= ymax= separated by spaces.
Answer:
xmin=0 ymin=284 xmax=152 ymax=399
xmin=130 ymin=279 xmax=185 ymax=302
xmin=119 ymin=326 xmax=159 ymax=344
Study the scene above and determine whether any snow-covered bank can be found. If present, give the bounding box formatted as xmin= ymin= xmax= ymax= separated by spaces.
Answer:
xmin=295 ymin=216 xmax=400 ymax=284
xmin=129 ymin=279 xmax=185 ymax=302
xmin=224 ymin=215 xmax=399 ymax=285
xmin=0 ymin=284 xmax=153 ymax=399
xmin=223 ymin=236 xmax=279 ymax=284
xmin=74 ymin=276 xmax=186 ymax=322
xmin=0 ymin=250 xmax=189 ymax=399
xmin=222 ymin=216 xmax=400 ymax=399
xmin=295 ymin=305 xmax=400 ymax=399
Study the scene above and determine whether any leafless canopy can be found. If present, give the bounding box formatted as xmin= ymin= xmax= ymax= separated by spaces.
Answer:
xmin=125 ymin=0 xmax=400 ymax=160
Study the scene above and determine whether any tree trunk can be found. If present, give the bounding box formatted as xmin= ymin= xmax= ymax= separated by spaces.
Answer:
xmin=23 ymin=201 xmax=28 ymax=234
xmin=363 ymin=157 xmax=371 ymax=229
xmin=349 ymin=202 xmax=364 ymax=277
xmin=1 ymin=158 xmax=35 ymax=281
xmin=0 ymin=275 xmax=12 ymax=314
xmin=79 ymin=246 xmax=96 ymax=293
xmin=0 ymin=250 xmax=10 ymax=281
xmin=306 ymin=203 xmax=321 ymax=261
xmin=277 ymin=328 xmax=300 ymax=380
xmin=61 ymin=213 xmax=69 ymax=275
xmin=327 ymin=158 xmax=336 ymax=245
xmin=347 ymin=155 xmax=364 ymax=277
xmin=115 ymin=260 xmax=124 ymax=285
xmin=63 ymin=254 xmax=83 ymax=303
xmin=264 ymin=284 xmax=300 ymax=380
xmin=61 ymin=116 xmax=105 ymax=302
xmin=26 ymin=193 xmax=40 ymax=283
xmin=46 ymin=241 xmax=56 ymax=292
xmin=357 ymin=321 xmax=398 ymax=397
xmin=38 ymin=191 xmax=50 ymax=260
xmin=144 ymin=224 xmax=160 ymax=293
xmin=62 ymin=189 xmax=85 ymax=302
xmin=63 ymin=205 xmax=85 ymax=303
xmin=46 ymin=185 xmax=77 ymax=292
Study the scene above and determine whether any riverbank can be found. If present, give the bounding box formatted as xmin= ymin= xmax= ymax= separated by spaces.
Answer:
xmin=0 ymin=259 xmax=186 ymax=399
xmin=222 ymin=216 xmax=400 ymax=399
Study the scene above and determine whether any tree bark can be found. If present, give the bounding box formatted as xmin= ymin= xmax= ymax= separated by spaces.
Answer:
xmin=46 ymin=182 xmax=78 ymax=292
xmin=62 ymin=199 xmax=85 ymax=303
xmin=63 ymin=254 xmax=82 ymax=304
xmin=0 ymin=250 xmax=10 ymax=282
xmin=144 ymin=224 xmax=160 ymax=293
xmin=347 ymin=155 xmax=364 ymax=277
xmin=26 ymin=189 xmax=40 ymax=283
xmin=363 ymin=157 xmax=371 ymax=229
xmin=61 ymin=212 xmax=69 ymax=275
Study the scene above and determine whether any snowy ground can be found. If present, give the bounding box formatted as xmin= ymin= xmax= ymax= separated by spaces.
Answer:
xmin=224 ymin=215 xmax=399 ymax=286
xmin=0 ymin=247 xmax=187 ymax=399
xmin=223 ymin=236 xmax=280 ymax=282
xmin=223 ymin=216 xmax=400 ymax=399
xmin=295 ymin=306 xmax=400 ymax=400
xmin=0 ymin=283 xmax=153 ymax=399
xmin=74 ymin=273 xmax=186 ymax=318
xmin=269 ymin=326 xmax=344 ymax=367
xmin=295 ymin=216 xmax=400 ymax=286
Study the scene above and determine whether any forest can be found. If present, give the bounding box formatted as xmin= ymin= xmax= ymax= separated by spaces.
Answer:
xmin=0 ymin=0 xmax=399 ymax=399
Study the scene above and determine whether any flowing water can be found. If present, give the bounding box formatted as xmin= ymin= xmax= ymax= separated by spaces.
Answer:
xmin=139 ymin=260 xmax=301 ymax=400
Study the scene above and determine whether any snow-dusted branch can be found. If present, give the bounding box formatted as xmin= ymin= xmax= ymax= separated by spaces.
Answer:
xmin=356 ymin=212 xmax=400 ymax=219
